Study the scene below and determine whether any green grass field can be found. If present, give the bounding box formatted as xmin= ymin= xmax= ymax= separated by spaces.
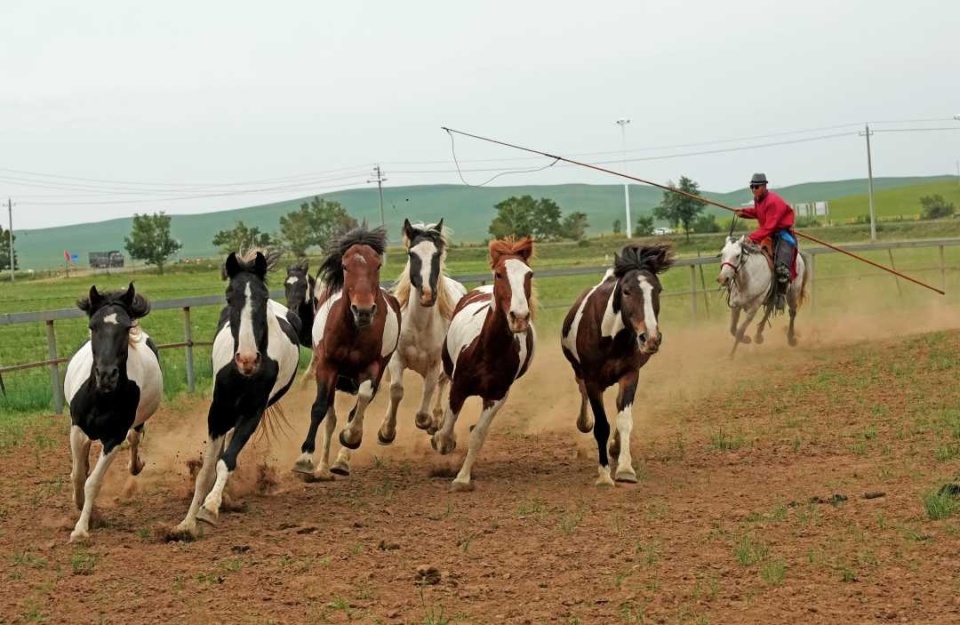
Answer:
xmin=3 ymin=224 xmax=960 ymax=420
xmin=827 ymin=180 xmax=960 ymax=222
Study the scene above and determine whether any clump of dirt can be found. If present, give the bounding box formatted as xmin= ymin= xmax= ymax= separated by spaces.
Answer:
xmin=153 ymin=523 xmax=196 ymax=543
xmin=185 ymin=457 xmax=202 ymax=479
xmin=427 ymin=465 xmax=458 ymax=479
xmin=255 ymin=463 xmax=279 ymax=495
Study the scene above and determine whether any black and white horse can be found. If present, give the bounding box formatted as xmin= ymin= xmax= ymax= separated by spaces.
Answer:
xmin=63 ymin=283 xmax=162 ymax=542
xmin=284 ymin=260 xmax=316 ymax=348
xmin=175 ymin=250 xmax=300 ymax=537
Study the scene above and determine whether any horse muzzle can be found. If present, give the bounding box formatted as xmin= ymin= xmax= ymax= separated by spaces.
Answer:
xmin=94 ymin=366 xmax=120 ymax=393
xmin=638 ymin=331 xmax=662 ymax=355
xmin=419 ymin=287 xmax=437 ymax=308
xmin=351 ymin=303 xmax=377 ymax=329
xmin=234 ymin=352 xmax=261 ymax=377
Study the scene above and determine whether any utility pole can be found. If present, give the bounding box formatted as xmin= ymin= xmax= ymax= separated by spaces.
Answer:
xmin=615 ymin=119 xmax=632 ymax=238
xmin=6 ymin=198 xmax=13 ymax=282
xmin=368 ymin=165 xmax=387 ymax=228
xmin=860 ymin=123 xmax=877 ymax=242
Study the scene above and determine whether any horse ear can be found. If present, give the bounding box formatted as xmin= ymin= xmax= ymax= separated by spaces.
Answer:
xmin=120 ymin=282 xmax=136 ymax=308
xmin=224 ymin=252 xmax=241 ymax=279
xmin=514 ymin=236 xmax=534 ymax=262
xmin=402 ymin=218 xmax=414 ymax=248
xmin=79 ymin=285 xmax=102 ymax=315
xmin=434 ymin=218 xmax=444 ymax=234
xmin=253 ymin=252 xmax=268 ymax=279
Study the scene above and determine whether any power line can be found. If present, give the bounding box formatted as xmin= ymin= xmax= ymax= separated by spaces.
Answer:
xmin=367 ymin=165 xmax=387 ymax=227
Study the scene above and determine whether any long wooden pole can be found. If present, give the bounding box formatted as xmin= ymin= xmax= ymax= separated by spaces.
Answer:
xmin=441 ymin=126 xmax=945 ymax=296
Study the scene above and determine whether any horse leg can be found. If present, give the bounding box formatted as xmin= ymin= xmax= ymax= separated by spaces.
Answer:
xmin=730 ymin=305 xmax=761 ymax=359
xmin=71 ymin=441 xmax=121 ymax=542
xmin=729 ymin=307 xmax=742 ymax=339
xmin=430 ymin=372 xmax=450 ymax=434
xmin=585 ymin=383 xmax=615 ymax=487
xmin=69 ymin=426 xmax=92 ymax=511
xmin=126 ymin=424 xmax=145 ymax=476
xmin=754 ymin=306 xmax=774 ymax=345
xmin=378 ymin=355 xmax=404 ymax=445
xmin=414 ymin=365 xmax=441 ymax=433
xmin=199 ymin=410 xmax=264 ymax=526
xmin=339 ymin=379 xmax=376 ymax=450
xmin=293 ymin=371 xmax=336 ymax=475
xmin=176 ymin=434 xmax=226 ymax=536
xmin=311 ymin=406 xmax=337 ymax=480
xmin=612 ymin=371 xmax=640 ymax=483
xmin=451 ymin=395 xmax=509 ymax=492
xmin=787 ymin=287 xmax=799 ymax=347
xmin=431 ymin=384 xmax=467 ymax=455
xmin=575 ymin=376 xmax=593 ymax=433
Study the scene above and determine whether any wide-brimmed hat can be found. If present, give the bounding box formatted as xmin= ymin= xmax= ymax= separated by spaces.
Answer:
xmin=750 ymin=173 xmax=768 ymax=185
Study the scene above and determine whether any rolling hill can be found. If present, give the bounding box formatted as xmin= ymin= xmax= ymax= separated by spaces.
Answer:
xmin=11 ymin=175 xmax=956 ymax=270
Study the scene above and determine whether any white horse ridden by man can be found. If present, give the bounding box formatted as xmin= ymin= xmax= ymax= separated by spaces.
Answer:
xmin=377 ymin=219 xmax=467 ymax=444
xmin=716 ymin=235 xmax=808 ymax=358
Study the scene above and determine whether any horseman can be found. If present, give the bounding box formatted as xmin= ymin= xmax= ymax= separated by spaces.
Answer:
xmin=734 ymin=173 xmax=798 ymax=311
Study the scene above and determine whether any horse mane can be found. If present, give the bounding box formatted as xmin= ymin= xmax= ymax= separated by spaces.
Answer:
xmin=488 ymin=235 xmax=538 ymax=320
xmin=613 ymin=243 xmax=675 ymax=278
xmin=317 ymin=223 xmax=388 ymax=297
xmin=488 ymin=235 xmax=535 ymax=269
xmin=220 ymin=247 xmax=283 ymax=282
xmin=76 ymin=284 xmax=151 ymax=320
xmin=392 ymin=221 xmax=457 ymax=318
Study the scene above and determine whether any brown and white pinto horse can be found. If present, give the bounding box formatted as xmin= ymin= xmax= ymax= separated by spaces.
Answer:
xmin=431 ymin=236 xmax=536 ymax=491
xmin=293 ymin=225 xmax=401 ymax=480
xmin=560 ymin=244 xmax=674 ymax=486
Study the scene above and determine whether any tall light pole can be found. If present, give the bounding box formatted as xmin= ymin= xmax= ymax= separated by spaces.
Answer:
xmin=616 ymin=118 xmax=632 ymax=238
xmin=368 ymin=165 xmax=387 ymax=229
xmin=6 ymin=198 xmax=13 ymax=282
xmin=860 ymin=124 xmax=877 ymax=242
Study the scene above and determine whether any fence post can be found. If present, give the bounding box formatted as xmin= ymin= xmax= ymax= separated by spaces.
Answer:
xmin=940 ymin=245 xmax=946 ymax=293
xmin=183 ymin=306 xmax=195 ymax=393
xmin=45 ymin=320 xmax=64 ymax=414
xmin=689 ymin=265 xmax=698 ymax=323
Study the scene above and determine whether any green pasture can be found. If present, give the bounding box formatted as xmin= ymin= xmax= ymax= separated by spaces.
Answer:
xmin=827 ymin=180 xmax=960 ymax=222
xmin=3 ymin=231 xmax=960 ymax=421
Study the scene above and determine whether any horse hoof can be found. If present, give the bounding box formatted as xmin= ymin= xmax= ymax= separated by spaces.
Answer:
xmin=415 ymin=412 xmax=433 ymax=431
xmin=755 ymin=334 xmax=765 ymax=345
xmin=450 ymin=481 xmax=475 ymax=493
xmin=615 ymin=470 xmax=638 ymax=484
xmin=789 ymin=336 xmax=798 ymax=347
xmin=338 ymin=431 xmax=362 ymax=451
xmin=595 ymin=476 xmax=616 ymax=488
xmin=738 ymin=335 xmax=752 ymax=344
xmin=576 ymin=420 xmax=594 ymax=434
xmin=197 ymin=507 xmax=218 ymax=526
xmin=292 ymin=458 xmax=316 ymax=475
xmin=426 ymin=424 xmax=439 ymax=436
xmin=377 ymin=429 xmax=396 ymax=445
xmin=69 ymin=529 xmax=91 ymax=544
xmin=300 ymin=468 xmax=335 ymax=482
xmin=330 ymin=462 xmax=351 ymax=477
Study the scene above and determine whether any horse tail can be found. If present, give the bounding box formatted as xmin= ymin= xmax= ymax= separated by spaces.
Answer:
xmin=254 ymin=401 xmax=292 ymax=447
xmin=796 ymin=252 xmax=811 ymax=309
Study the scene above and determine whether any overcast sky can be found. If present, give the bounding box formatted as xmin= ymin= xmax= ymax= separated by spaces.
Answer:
xmin=2 ymin=0 xmax=959 ymax=230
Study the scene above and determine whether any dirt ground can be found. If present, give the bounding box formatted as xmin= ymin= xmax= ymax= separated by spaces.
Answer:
xmin=2 ymin=298 xmax=960 ymax=624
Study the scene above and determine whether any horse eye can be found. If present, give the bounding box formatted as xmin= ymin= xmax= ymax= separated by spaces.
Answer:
xmin=495 ymin=272 xmax=503 ymax=280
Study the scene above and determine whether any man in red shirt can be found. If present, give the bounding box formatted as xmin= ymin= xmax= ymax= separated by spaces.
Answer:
xmin=734 ymin=173 xmax=797 ymax=311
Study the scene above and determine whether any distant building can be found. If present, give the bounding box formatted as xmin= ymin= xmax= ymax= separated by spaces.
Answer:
xmin=89 ymin=251 xmax=125 ymax=269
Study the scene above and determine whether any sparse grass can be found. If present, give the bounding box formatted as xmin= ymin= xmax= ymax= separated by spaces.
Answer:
xmin=558 ymin=505 xmax=586 ymax=535
xmin=709 ymin=427 xmax=745 ymax=451
xmin=760 ymin=558 xmax=786 ymax=586
xmin=70 ymin=548 xmax=97 ymax=576
xmin=733 ymin=533 xmax=769 ymax=566
xmin=922 ymin=488 xmax=960 ymax=520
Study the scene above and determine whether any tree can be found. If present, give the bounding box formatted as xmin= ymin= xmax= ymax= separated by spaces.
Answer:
xmin=212 ymin=220 xmax=275 ymax=255
xmin=653 ymin=176 xmax=707 ymax=240
xmin=635 ymin=215 xmax=654 ymax=237
xmin=0 ymin=224 xmax=16 ymax=272
xmin=691 ymin=213 xmax=721 ymax=234
xmin=124 ymin=212 xmax=181 ymax=274
xmin=488 ymin=195 xmax=564 ymax=240
xmin=280 ymin=197 xmax=359 ymax=255
xmin=612 ymin=219 xmax=622 ymax=235
xmin=920 ymin=194 xmax=956 ymax=220
xmin=560 ymin=211 xmax=589 ymax=241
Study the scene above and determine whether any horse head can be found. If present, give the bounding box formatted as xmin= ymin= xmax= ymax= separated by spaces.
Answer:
xmin=224 ymin=250 xmax=274 ymax=376
xmin=402 ymin=218 xmax=446 ymax=308
xmin=284 ymin=260 xmax=314 ymax=311
xmin=489 ymin=235 xmax=535 ymax=334
xmin=717 ymin=235 xmax=747 ymax=287
xmin=318 ymin=224 xmax=388 ymax=329
xmin=76 ymin=282 xmax=151 ymax=393
xmin=613 ymin=244 xmax=674 ymax=355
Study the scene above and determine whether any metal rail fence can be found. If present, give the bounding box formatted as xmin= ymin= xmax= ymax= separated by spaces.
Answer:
xmin=2 ymin=237 xmax=958 ymax=414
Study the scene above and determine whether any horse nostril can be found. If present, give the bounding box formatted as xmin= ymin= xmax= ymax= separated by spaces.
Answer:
xmin=370 ymin=304 xmax=377 ymax=316
xmin=350 ymin=304 xmax=360 ymax=315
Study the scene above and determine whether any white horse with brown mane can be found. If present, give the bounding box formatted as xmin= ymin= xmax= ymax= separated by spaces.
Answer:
xmin=377 ymin=219 xmax=466 ymax=444
xmin=716 ymin=235 xmax=808 ymax=356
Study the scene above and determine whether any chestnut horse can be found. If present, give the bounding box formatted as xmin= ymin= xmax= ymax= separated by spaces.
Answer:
xmin=293 ymin=225 xmax=401 ymax=480
xmin=431 ymin=236 xmax=536 ymax=492
xmin=560 ymin=244 xmax=674 ymax=486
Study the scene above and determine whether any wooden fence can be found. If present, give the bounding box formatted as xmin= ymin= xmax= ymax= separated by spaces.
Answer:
xmin=2 ymin=237 xmax=958 ymax=414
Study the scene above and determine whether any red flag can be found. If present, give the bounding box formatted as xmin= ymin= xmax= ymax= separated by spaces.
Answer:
xmin=63 ymin=250 xmax=70 ymax=262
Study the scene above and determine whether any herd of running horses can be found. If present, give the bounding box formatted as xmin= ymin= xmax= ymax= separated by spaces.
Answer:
xmin=61 ymin=219 xmax=804 ymax=542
